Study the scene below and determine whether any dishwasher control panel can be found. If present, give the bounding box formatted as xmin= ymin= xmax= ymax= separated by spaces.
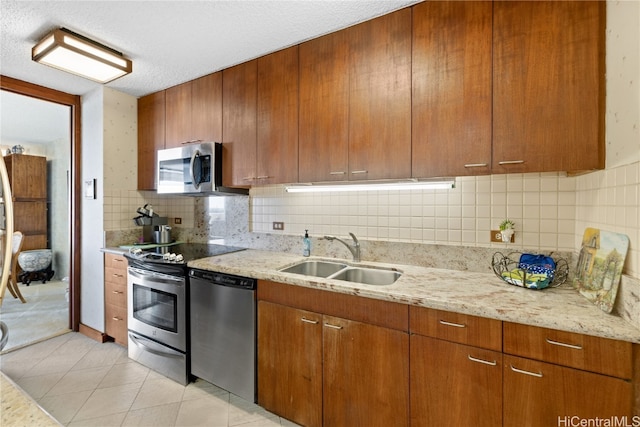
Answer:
xmin=189 ymin=269 xmax=256 ymax=290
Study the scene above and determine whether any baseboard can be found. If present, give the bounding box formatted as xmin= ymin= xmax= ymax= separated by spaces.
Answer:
xmin=79 ymin=323 xmax=108 ymax=343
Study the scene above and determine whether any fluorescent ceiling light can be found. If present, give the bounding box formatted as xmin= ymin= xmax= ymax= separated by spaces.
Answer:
xmin=32 ymin=28 xmax=132 ymax=83
xmin=285 ymin=179 xmax=455 ymax=193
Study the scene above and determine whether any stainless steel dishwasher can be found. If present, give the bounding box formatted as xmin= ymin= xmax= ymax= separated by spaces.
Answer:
xmin=189 ymin=268 xmax=257 ymax=402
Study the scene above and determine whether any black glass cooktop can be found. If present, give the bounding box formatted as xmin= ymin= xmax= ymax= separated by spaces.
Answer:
xmin=124 ymin=243 xmax=246 ymax=275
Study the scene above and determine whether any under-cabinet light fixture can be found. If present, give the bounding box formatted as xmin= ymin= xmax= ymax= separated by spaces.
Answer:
xmin=32 ymin=28 xmax=132 ymax=83
xmin=285 ymin=179 xmax=455 ymax=193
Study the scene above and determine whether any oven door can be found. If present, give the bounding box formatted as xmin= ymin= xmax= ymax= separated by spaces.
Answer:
xmin=127 ymin=267 xmax=186 ymax=352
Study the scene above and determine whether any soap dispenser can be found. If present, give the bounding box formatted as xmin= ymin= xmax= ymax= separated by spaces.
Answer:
xmin=303 ymin=230 xmax=311 ymax=257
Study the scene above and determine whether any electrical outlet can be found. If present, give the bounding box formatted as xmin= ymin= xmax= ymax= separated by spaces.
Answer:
xmin=273 ymin=221 xmax=284 ymax=230
xmin=490 ymin=230 xmax=514 ymax=243
xmin=174 ymin=217 xmax=182 ymax=225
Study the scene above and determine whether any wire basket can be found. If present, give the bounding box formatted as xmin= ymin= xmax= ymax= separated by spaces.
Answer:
xmin=491 ymin=252 xmax=569 ymax=290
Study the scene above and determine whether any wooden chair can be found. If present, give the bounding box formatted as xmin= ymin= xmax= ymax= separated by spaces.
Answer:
xmin=6 ymin=231 xmax=26 ymax=303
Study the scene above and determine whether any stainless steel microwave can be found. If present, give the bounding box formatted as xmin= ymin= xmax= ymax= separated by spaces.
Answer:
xmin=156 ymin=142 xmax=247 ymax=195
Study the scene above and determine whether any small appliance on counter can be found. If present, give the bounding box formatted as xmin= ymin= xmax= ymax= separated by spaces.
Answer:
xmin=132 ymin=204 xmax=169 ymax=243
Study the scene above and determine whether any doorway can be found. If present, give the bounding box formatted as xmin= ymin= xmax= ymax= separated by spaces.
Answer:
xmin=0 ymin=76 xmax=81 ymax=339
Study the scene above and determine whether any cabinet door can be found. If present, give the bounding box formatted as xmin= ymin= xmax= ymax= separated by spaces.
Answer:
xmin=5 ymin=154 xmax=47 ymax=200
xmin=493 ymin=1 xmax=605 ymax=173
xmin=165 ymin=81 xmax=192 ymax=148
xmin=323 ymin=315 xmax=409 ymax=427
xmin=257 ymin=46 xmax=299 ymax=185
xmin=191 ymin=72 xmax=223 ymax=144
xmin=412 ymin=1 xmax=492 ymax=178
xmin=299 ymin=30 xmax=349 ymax=182
xmin=138 ymin=91 xmax=165 ymax=190
xmin=222 ymin=60 xmax=257 ymax=187
xmin=411 ymin=336 xmax=502 ymax=427
xmin=504 ymin=355 xmax=632 ymax=427
xmin=347 ymin=9 xmax=411 ymax=181
xmin=257 ymin=301 xmax=322 ymax=427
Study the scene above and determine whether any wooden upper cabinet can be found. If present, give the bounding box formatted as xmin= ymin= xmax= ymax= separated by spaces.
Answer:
xmin=165 ymin=72 xmax=223 ymax=148
xmin=222 ymin=60 xmax=257 ymax=187
xmin=412 ymin=1 xmax=492 ymax=178
xmin=493 ymin=1 xmax=605 ymax=174
xmin=257 ymin=46 xmax=299 ymax=185
xmin=347 ymin=8 xmax=412 ymax=181
xmin=299 ymin=30 xmax=350 ymax=183
xmin=191 ymin=72 xmax=223 ymax=144
xmin=137 ymin=90 xmax=165 ymax=191
xmin=165 ymin=81 xmax=191 ymax=148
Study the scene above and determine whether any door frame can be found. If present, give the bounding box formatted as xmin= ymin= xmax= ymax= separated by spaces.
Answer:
xmin=1 ymin=75 xmax=81 ymax=332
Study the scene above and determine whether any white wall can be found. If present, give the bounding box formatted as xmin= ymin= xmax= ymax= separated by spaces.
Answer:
xmin=80 ymin=88 xmax=105 ymax=332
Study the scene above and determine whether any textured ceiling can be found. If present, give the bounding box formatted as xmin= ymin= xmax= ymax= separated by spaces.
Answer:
xmin=1 ymin=0 xmax=418 ymax=98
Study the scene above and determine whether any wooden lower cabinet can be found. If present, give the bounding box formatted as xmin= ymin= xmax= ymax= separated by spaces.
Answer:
xmin=257 ymin=282 xmax=409 ymax=427
xmin=410 ymin=336 xmax=502 ymax=427
xmin=323 ymin=314 xmax=409 ymax=427
xmin=104 ymin=253 xmax=128 ymax=346
xmin=258 ymin=301 xmax=322 ymax=427
xmin=503 ymin=355 xmax=633 ymax=427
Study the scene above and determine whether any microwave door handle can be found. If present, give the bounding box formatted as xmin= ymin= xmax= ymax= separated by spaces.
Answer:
xmin=189 ymin=149 xmax=200 ymax=190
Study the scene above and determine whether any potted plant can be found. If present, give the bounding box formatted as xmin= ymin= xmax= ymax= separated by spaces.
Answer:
xmin=499 ymin=219 xmax=515 ymax=242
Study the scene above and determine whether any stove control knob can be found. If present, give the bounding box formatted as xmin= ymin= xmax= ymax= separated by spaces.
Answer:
xmin=162 ymin=253 xmax=171 ymax=260
xmin=168 ymin=253 xmax=177 ymax=261
xmin=175 ymin=254 xmax=184 ymax=262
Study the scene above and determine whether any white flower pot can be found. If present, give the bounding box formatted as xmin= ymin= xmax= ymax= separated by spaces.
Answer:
xmin=500 ymin=229 xmax=514 ymax=242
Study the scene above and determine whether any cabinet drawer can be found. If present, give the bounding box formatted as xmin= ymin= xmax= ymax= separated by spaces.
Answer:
xmin=105 ymin=266 xmax=127 ymax=286
xmin=105 ymin=303 xmax=128 ymax=346
xmin=409 ymin=306 xmax=502 ymax=351
xmin=105 ymin=281 xmax=127 ymax=308
xmin=105 ymin=253 xmax=127 ymax=269
xmin=503 ymin=322 xmax=633 ymax=379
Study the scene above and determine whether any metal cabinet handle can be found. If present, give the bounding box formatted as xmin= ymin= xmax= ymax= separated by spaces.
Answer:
xmin=351 ymin=170 xmax=368 ymax=174
xmin=510 ymin=364 xmax=543 ymax=378
xmin=301 ymin=317 xmax=319 ymax=325
xmin=546 ymin=338 xmax=583 ymax=350
xmin=256 ymin=176 xmax=272 ymax=179
xmin=439 ymin=320 xmax=466 ymax=328
xmin=329 ymin=171 xmax=345 ymax=175
xmin=112 ymin=316 xmax=122 ymax=321
xmin=464 ymin=163 xmax=488 ymax=168
xmin=181 ymin=139 xmax=203 ymax=145
xmin=113 ymin=258 xmax=124 ymax=263
xmin=498 ymin=160 xmax=525 ymax=165
xmin=468 ymin=355 xmax=497 ymax=366
xmin=324 ymin=323 xmax=343 ymax=330
xmin=113 ymin=273 xmax=124 ymax=278
xmin=242 ymin=177 xmax=256 ymax=181
xmin=112 ymin=290 xmax=123 ymax=294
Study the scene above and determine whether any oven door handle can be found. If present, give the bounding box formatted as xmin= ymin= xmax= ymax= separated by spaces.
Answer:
xmin=128 ymin=267 xmax=185 ymax=284
xmin=129 ymin=333 xmax=184 ymax=359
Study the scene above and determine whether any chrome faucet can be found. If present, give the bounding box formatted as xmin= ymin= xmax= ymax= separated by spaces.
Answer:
xmin=323 ymin=233 xmax=361 ymax=262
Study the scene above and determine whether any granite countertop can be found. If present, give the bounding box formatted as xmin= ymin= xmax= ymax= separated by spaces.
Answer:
xmin=189 ymin=249 xmax=640 ymax=344
xmin=1 ymin=372 xmax=61 ymax=426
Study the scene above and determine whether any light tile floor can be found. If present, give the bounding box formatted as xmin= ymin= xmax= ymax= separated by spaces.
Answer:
xmin=0 ymin=332 xmax=300 ymax=427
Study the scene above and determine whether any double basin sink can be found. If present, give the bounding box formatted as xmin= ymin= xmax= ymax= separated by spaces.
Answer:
xmin=279 ymin=260 xmax=401 ymax=286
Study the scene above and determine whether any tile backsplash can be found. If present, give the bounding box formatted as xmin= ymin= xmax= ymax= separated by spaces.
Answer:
xmin=251 ymin=163 xmax=639 ymax=279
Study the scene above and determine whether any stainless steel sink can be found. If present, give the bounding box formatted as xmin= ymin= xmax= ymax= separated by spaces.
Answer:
xmin=279 ymin=260 xmax=402 ymax=285
xmin=279 ymin=260 xmax=348 ymax=278
xmin=330 ymin=267 xmax=401 ymax=286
